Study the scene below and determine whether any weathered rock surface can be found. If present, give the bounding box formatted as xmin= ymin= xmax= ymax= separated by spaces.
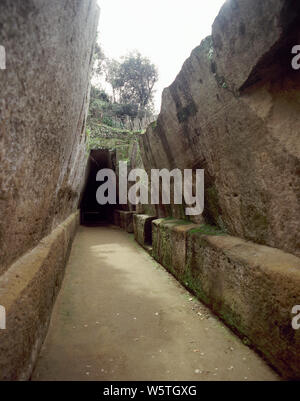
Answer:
xmin=139 ymin=0 xmax=300 ymax=256
xmin=113 ymin=210 xmax=122 ymax=227
xmin=151 ymin=218 xmax=300 ymax=379
xmin=0 ymin=211 xmax=79 ymax=381
xmin=0 ymin=0 xmax=99 ymax=274
xmin=133 ymin=214 xmax=157 ymax=249
xmin=113 ymin=210 xmax=137 ymax=233
xmin=0 ymin=0 xmax=99 ymax=380
xmin=119 ymin=211 xmax=137 ymax=233
xmin=136 ymin=0 xmax=300 ymax=379
xmin=152 ymin=219 xmax=199 ymax=275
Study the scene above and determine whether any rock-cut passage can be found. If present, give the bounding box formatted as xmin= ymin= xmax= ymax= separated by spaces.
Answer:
xmin=32 ymin=225 xmax=279 ymax=381
xmin=80 ymin=149 xmax=115 ymax=225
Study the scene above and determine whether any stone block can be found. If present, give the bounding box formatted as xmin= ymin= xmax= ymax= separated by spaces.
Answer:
xmin=119 ymin=211 xmax=137 ymax=233
xmin=151 ymin=219 xmax=300 ymax=379
xmin=0 ymin=212 xmax=79 ymax=380
xmin=133 ymin=214 xmax=157 ymax=248
xmin=152 ymin=218 xmax=199 ymax=276
xmin=113 ymin=210 xmax=122 ymax=227
xmin=185 ymin=231 xmax=300 ymax=379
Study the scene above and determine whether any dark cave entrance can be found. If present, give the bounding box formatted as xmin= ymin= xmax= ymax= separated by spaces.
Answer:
xmin=80 ymin=149 xmax=116 ymax=225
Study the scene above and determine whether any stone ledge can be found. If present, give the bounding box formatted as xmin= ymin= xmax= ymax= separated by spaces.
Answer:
xmin=113 ymin=210 xmax=121 ymax=227
xmin=0 ymin=211 xmax=80 ymax=381
xmin=133 ymin=214 xmax=157 ymax=250
xmin=151 ymin=218 xmax=300 ymax=379
xmin=152 ymin=218 xmax=199 ymax=276
xmin=119 ymin=211 xmax=137 ymax=233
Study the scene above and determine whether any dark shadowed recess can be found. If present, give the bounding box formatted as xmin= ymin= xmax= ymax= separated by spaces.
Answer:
xmin=80 ymin=149 xmax=116 ymax=225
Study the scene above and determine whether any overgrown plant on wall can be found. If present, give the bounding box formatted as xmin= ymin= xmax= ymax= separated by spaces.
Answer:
xmin=87 ymin=43 xmax=158 ymax=137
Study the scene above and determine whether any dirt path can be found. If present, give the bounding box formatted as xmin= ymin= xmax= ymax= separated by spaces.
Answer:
xmin=32 ymin=225 xmax=279 ymax=381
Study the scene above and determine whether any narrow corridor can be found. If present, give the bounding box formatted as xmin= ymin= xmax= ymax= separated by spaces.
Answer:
xmin=32 ymin=226 xmax=279 ymax=381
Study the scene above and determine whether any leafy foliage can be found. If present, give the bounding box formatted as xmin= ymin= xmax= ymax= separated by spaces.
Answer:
xmin=114 ymin=51 xmax=158 ymax=111
xmin=92 ymin=42 xmax=106 ymax=77
xmin=87 ymin=44 xmax=157 ymax=148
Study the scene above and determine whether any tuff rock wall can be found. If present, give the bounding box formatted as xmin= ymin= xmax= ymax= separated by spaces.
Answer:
xmin=139 ymin=0 xmax=300 ymax=257
xmin=0 ymin=0 xmax=99 ymax=274
xmin=0 ymin=0 xmax=99 ymax=380
xmin=134 ymin=0 xmax=300 ymax=379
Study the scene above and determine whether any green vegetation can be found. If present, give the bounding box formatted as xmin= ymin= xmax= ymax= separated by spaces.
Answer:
xmin=87 ymin=42 xmax=158 ymax=151
xmin=205 ymin=186 xmax=228 ymax=232
xmin=242 ymin=337 xmax=252 ymax=346
xmin=106 ymin=51 xmax=158 ymax=111
xmin=87 ymin=121 xmax=140 ymax=151
xmin=87 ymin=86 xmax=149 ymax=132
xmin=189 ymin=224 xmax=226 ymax=236
xmin=183 ymin=270 xmax=210 ymax=305
xmin=150 ymin=120 xmax=157 ymax=130
xmin=163 ymin=217 xmax=192 ymax=225
xmin=206 ymin=187 xmax=219 ymax=214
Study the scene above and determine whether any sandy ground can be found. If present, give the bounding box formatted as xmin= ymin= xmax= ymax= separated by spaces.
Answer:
xmin=32 ymin=225 xmax=279 ymax=381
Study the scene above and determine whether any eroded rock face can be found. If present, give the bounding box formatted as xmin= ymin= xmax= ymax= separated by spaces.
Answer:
xmin=139 ymin=0 xmax=300 ymax=256
xmin=0 ymin=0 xmax=99 ymax=274
xmin=133 ymin=214 xmax=157 ymax=249
xmin=0 ymin=212 xmax=80 ymax=381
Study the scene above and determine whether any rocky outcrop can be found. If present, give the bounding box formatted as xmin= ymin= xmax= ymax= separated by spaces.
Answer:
xmin=139 ymin=0 xmax=300 ymax=257
xmin=0 ymin=0 xmax=99 ymax=274
xmin=0 ymin=0 xmax=99 ymax=379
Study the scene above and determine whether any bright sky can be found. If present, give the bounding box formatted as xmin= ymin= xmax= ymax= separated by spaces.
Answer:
xmin=97 ymin=0 xmax=225 ymax=112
